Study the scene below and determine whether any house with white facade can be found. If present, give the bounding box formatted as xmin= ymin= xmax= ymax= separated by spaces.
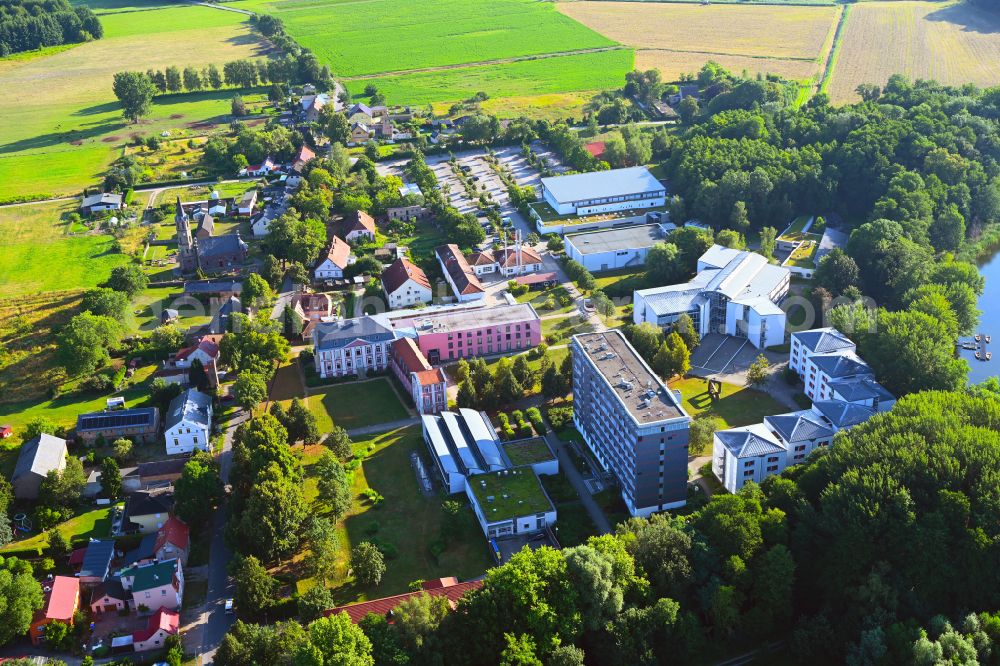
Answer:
xmin=713 ymin=424 xmax=787 ymax=493
xmin=163 ymin=389 xmax=212 ymax=455
xmin=633 ymin=245 xmax=790 ymax=349
xmin=381 ymin=257 xmax=432 ymax=309
xmin=312 ymin=316 xmax=396 ymax=378
xmin=436 ymin=244 xmax=484 ymax=303
xmin=343 ymin=211 xmax=377 ymax=244
xmin=463 ymin=245 xmax=543 ymax=278
xmin=790 ymin=328 xmax=894 ymax=405
xmin=133 ymin=608 xmax=180 ymax=652
xmin=237 ymin=190 xmax=258 ymax=216
xmin=314 ymin=236 xmax=356 ymax=281
xmin=538 ymin=167 xmax=665 ymax=217
xmin=118 ymin=559 xmax=183 ymax=612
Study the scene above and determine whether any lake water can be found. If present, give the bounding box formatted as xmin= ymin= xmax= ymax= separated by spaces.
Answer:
xmin=959 ymin=249 xmax=1000 ymax=385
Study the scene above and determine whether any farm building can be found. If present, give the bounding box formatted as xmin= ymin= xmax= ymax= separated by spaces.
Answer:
xmin=564 ymin=224 xmax=670 ymax=272
xmin=538 ymin=166 xmax=665 ymax=217
xmin=75 ymin=408 xmax=160 ymax=446
xmin=11 ymin=433 xmax=67 ymax=499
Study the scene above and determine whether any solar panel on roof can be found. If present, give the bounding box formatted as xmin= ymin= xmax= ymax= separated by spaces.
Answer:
xmin=78 ymin=410 xmax=154 ymax=430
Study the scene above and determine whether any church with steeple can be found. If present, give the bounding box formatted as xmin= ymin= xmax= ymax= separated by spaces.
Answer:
xmin=175 ymin=196 xmax=249 ymax=274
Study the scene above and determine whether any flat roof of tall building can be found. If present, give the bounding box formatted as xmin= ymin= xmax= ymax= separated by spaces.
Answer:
xmin=565 ymin=224 xmax=663 ymax=255
xmin=573 ymin=330 xmax=688 ymax=424
xmin=541 ymin=166 xmax=664 ymax=204
xmin=390 ymin=302 xmax=539 ymax=334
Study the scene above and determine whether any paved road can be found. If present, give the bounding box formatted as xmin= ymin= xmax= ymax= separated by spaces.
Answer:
xmin=0 ymin=195 xmax=78 ymax=209
xmin=193 ymin=409 xmax=246 ymax=664
xmin=143 ymin=177 xmax=259 ymax=210
xmin=544 ymin=431 xmax=612 ymax=535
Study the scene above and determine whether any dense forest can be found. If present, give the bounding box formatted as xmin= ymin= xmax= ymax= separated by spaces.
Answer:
xmin=215 ymin=386 xmax=1000 ymax=665
xmin=0 ymin=0 xmax=102 ymax=56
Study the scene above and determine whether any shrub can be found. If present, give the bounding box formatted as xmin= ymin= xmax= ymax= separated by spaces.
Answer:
xmin=525 ymin=407 xmax=547 ymax=434
xmin=362 ymin=488 xmax=385 ymax=506
xmin=518 ymin=423 xmax=533 ymax=438
xmin=546 ymin=406 xmax=574 ymax=431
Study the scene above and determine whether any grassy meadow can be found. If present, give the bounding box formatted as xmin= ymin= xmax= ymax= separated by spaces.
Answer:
xmin=346 ymin=50 xmax=635 ymax=107
xmin=233 ymin=0 xmax=615 ymax=78
xmin=827 ymin=1 xmax=1000 ymax=103
xmin=0 ymin=1 xmax=269 ymax=200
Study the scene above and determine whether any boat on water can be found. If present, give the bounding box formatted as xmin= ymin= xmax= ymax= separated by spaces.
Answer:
xmin=976 ymin=351 xmax=982 ymax=360
xmin=975 ymin=334 xmax=982 ymax=342
xmin=987 ymin=336 xmax=993 ymax=344
xmin=988 ymin=352 xmax=993 ymax=361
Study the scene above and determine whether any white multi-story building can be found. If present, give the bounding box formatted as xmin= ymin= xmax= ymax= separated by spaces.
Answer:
xmin=633 ymin=245 xmax=790 ymax=349
xmin=789 ymin=328 xmax=895 ymax=405
xmin=539 ymin=167 xmax=665 ymax=216
xmin=571 ymin=330 xmax=691 ymax=517
xmin=713 ymin=424 xmax=788 ymax=493
xmin=381 ymin=258 xmax=432 ymax=309
xmin=163 ymin=389 xmax=212 ymax=456
xmin=312 ymin=316 xmax=396 ymax=378
xmin=314 ymin=236 xmax=356 ymax=281
xmin=789 ymin=327 xmax=855 ymax=375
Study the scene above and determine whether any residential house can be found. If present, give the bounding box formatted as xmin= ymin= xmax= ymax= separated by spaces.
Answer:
xmin=11 ymin=433 xmax=67 ymax=500
xmin=154 ymin=516 xmax=190 ymax=566
xmin=763 ymin=409 xmax=836 ymax=466
xmin=80 ymin=193 xmax=123 ymax=215
xmin=29 ymin=576 xmax=80 ymax=645
xmin=133 ymin=608 xmax=180 ymax=652
xmin=828 ymin=375 xmax=896 ymax=412
xmin=349 ymin=123 xmax=373 ymax=145
xmin=436 ymin=244 xmax=484 ymax=303
xmin=237 ymin=189 xmax=258 ymax=216
xmin=195 ymin=214 xmax=215 ymax=240
xmin=251 ymin=209 xmax=275 ymax=238
xmin=314 ymin=236 xmax=356 ymax=280
xmin=389 ymin=338 xmax=447 ymax=415
xmin=122 ymin=534 xmax=157 ymax=567
xmin=183 ymin=280 xmax=243 ymax=300
xmin=164 ymin=389 xmax=212 ymax=455
xmin=89 ymin=578 xmax=129 ymax=614
xmin=292 ymin=144 xmax=316 ymax=173
xmin=326 ymin=578 xmax=483 ymax=624
xmin=493 ymin=246 xmax=543 ymax=277
xmin=75 ymin=408 xmax=160 ymax=446
xmin=0 ymin=425 xmax=11 ymax=439
xmin=301 ymin=93 xmax=329 ymax=123
xmin=119 ymin=559 xmax=184 ymax=612
xmin=208 ymin=295 xmax=242 ymax=335
xmin=803 ymin=352 xmax=873 ymax=403
xmin=160 ymin=337 xmax=220 ymax=387
xmin=343 ymin=210 xmax=377 ymax=243
xmin=312 ymin=316 xmax=396 ymax=378
xmin=347 ymin=103 xmax=377 ymax=124
xmin=243 ymin=156 xmax=276 ymax=177
xmin=78 ymin=538 xmax=116 ymax=585
xmin=465 ymin=250 xmax=497 ymax=277
xmin=272 ymin=292 xmax=334 ymax=339
xmin=120 ymin=489 xmax=174 ymax=535
xmin=381 ymin=257 xmax=432 ymax=309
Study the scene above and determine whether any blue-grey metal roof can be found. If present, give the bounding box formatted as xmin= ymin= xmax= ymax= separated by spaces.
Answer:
xmin=184 ymin=280 xmax=243 ymax=294
xmin=197 ymin=234 xmax=247 ymax=260
xmin=123 ymin=534 xmax=157 ymax=566
xmin=79 ymin=539 xmax=116 ymax=580
xmin=716 ymin=424 xmax=785 ymax=458
xmin=313 ymin=316 xmax=396 ymax=351
xmin=811 ymin=353 xmax=872 ymax=379
xmin=811 ymin=400 xmax=875 ymax=429
xmin=828 ymin=376 xmax=894 ymax=403
xmin=541 ymin=166 xmax=664 ymax=204
xmin=794 ymin=328 xmax=855 ymax=354
xmin=165 ymin=389 xmax=212 ymax=431
xmin=764 ymin=410 xmax=835 ymax=444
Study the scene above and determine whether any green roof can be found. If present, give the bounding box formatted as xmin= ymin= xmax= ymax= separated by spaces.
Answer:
xmin=503 ymin=438 xmax=555 ymax=466
xmin=122 ymin=560 xmax=177 ymax=592
xmin=468 ymin=469 xmax=553 ymax=523
xmin=529 ymin=200 xmax=669 ymax=225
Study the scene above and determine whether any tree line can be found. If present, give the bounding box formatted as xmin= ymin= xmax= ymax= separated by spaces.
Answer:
xmin=0 ymin=0 xmax=102 ymax=57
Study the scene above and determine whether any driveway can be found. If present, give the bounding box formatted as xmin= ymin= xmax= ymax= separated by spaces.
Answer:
xmin=543 ymin=431 xmax=612 ymax=535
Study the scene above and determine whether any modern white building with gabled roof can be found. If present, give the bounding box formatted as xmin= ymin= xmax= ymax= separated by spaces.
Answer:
xmin=713 ymin=424 xmax=787 ymax=493
xmin=164 ymin=389 xmax=212 ymax=456
xmin=633 ymin=245 xmax=790 ymax=349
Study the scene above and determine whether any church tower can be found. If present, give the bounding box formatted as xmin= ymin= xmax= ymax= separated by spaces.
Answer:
xmin=175 ymin=196 xmax=197 ymax=273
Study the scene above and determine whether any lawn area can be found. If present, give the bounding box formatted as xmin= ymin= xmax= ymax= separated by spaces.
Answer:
xmin=668 ymin=375 xmax=788 ymax=429
xmin=0 ymin=2 xmax=269 ymax=200
xmin=299 ymin=427 xmax=493 ymax=604
xmin=480 ymin=91 xmax=597 ymax=122
xmin=297 ymin=379 xmax=410 ymax=432
xmin=516 ymin=285 xmax=577 ymax=315
xmin=2 ymin=506 xmax=114 ymax=555
xmin=236 ymin=0 xmax=616 ymax=78
xmin=541 ymin=314 xmax=596 ymax=344
xmin=345 ymin=50 xmax=634 ymax=107
xmin=0 ymin=200 xmax=133 ymax=297
xmin=590 ymin=267 xmax=649 ymax=299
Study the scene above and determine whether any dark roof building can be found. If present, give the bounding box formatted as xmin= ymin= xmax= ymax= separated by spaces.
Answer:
xmin=313 ymin=316 xmax=396 ymax=352
xmin=75 ymin=408 xmax=160 ymax=445
xmin=79 ymin=539 xmax=116 ymax=583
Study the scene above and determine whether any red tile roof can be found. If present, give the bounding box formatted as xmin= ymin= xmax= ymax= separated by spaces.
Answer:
xmin=381 ymin=257 xmax=431 ymax=295
xmin=154 ymin=516 xmax=190 ymax=554
xmin=133 ymin=608 xmax=180 ymax=643
xmin=318 ymin=236 xmax=352 ymax=270
xmin=296 ymin=144 xmax=316 ymax=164
xmin=68 ymin=547 xmax=86 ymax=567
xmin=325 ymin=579 xmax=483 ymax=624
xmin=346 ymin=210 xmax=376 ymax=235
xmin=436 ymin=244 xmax=484 ymax=296
xmin=414 ymin=368 xmax=446 ymax=387
xmin=391 ymin=338 xmax=432 ymax=374
xmin=175 ymin=338 xmax=220 ymax=362
xmin=44 ymin=576 xmax=79 ymax=621
xmin=585 ymin=141 xmax=606 ymax=159
xmin=465 ymin=251 xmax=495 ymax=267
xmin=496 ymin=246 xmax=542 ymax=269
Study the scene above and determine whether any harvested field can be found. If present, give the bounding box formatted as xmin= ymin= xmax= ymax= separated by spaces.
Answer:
xmin=827 ymin=1 xmax=1000 ymax=103
xmin=558 ymin=2 xmax=839 ymax=60
xmin=636 ymin=50 xmax=821 ymax=83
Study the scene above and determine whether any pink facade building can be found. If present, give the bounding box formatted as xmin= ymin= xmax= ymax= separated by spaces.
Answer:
xmin=390 ymin=338 xmax=448 ymax=414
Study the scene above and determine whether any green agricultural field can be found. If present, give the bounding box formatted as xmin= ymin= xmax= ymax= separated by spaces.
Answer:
xmin=0 ymin=200 xmax=132 ymax=297
xmin=0 ymin=2 xmax=269 ymax=200
xmin=346 ymin=50 xmax=634 ymax=106
xmin=235 ymin=0 xmax=616 ymax=78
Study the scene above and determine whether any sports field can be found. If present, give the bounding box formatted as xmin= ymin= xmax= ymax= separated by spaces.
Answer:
xmin=0 ymin=1 xmax=269 ymax=200
xmin=559 ymin=1 xmax=838 ymax=84
xmin=346 ymin=50 xmax=635 ymax=106
xmin=827 ymin=1 xmax=1000 ymax=103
